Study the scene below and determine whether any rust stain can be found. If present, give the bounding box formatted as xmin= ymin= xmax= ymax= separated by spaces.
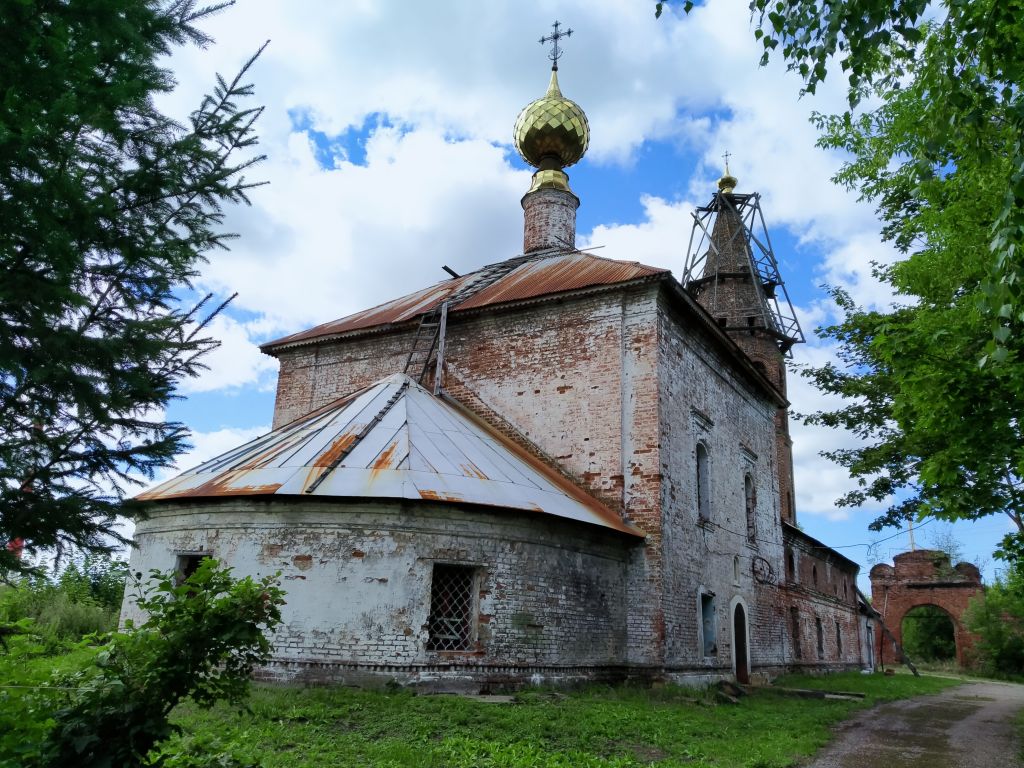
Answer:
xmin=139 ymin=468 xmax=282 ymax=501
xmin=312 ymin=431 xmax=359 ymax=467
xmin=459 ymin=462 xmax=489 ymax=480
xmin=418 ymin=489 xmax=465 ymax=502
xmin=369 ymin=441 xmax=400 ymax=478
xmin=292 ymin=554 xmax=313 ymax=571
xmin=351 ymin=549 xmax=365 ymax=558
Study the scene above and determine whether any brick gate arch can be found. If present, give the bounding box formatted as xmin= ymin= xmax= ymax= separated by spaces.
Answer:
xmin=869 ymin=550 xmax=984 ymax=667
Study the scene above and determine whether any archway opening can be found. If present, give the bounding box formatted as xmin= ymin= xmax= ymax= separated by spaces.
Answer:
xmin=733 ymin=603 xmax=749 ymax=684
xmin=901 ymin=605 xmax=956 ymax=663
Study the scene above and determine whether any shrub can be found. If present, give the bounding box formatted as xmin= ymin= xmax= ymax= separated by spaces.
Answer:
xmin=965 ymin=567 xmax=1024 ymax=677
xmin=36 ymin=559 xmax=284 ymax=768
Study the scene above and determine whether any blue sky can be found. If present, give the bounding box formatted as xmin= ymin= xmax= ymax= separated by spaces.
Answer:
xmin=147 ymin=0 xmax=1013 ymax=592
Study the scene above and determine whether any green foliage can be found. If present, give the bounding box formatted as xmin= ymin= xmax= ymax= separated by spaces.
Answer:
xmin=0 ymin=554 xmax=128 ymax=651
xmin=33 ymin=559 xmax=284 ymax=768
xmin=0 ymin=0 xmax=266 ymax=573
xmin=901 ymin=606 xmax=956 ymax=662
xmin=795 ymin=78 xmax=1024 ymax=547
xmin=0 ymin=636 xmax=98 ymax=768
xmin=965 ymin=569 xmax=1024 ymax=677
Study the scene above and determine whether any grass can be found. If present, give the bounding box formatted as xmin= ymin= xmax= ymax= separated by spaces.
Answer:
xmin=0 ymin=643 xmax=960 ymax=768
xmin=162 ymin=671 xmax=958 ymax=768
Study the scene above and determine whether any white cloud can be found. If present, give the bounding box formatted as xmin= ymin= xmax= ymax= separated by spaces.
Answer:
xmin=177 ymin=314 xmax=278 ymax=394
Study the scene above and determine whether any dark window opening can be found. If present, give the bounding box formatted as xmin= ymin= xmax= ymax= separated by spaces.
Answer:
xmin=812 ymin=564 xmax=818 ymax=588
xmin=836 ymin=621 xmax=843 ymax=657
xmin=176 ymin=554 xmax=206 ymax=585
xmin=696 ymin=443 xmax=711 ymax=522
xmin=427 ymin=564 xmax=476 ymax=651
xmin=701 ymin=593 xmax=717 ymax=657
xmin=790 ymin=607 xmax=802 ymax=659
xmin=786 ymin=550 xmax=795 ymax=582
xmin=816 ymin=617 xmax=825 ymax=659
xmin=744 ymin=473 xmax=756 ymax=540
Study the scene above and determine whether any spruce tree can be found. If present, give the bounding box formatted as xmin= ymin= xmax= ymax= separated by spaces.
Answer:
xmin=0 ymin=0 xmax=265 ymax=572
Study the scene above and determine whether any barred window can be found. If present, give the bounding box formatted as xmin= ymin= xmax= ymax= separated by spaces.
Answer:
xmin=426 ymin=564 xmax=476 ymax=651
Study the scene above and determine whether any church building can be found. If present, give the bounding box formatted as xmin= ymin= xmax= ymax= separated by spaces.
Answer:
xmin=124 ymin=43 xmax=867 ymax=689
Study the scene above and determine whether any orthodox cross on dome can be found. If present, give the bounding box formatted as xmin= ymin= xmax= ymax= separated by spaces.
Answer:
xmin=539 ymin=20 xmax=573 ymax=70
xmin=722 ymin=150 xmax=732 ymax=174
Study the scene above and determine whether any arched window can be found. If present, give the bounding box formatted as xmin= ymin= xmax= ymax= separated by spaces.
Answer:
xmin=744 ymin=473 xmax=756 ymax=540
xmin=812 ymin=564 xmax=818 ymax=588
xmin=815 ymin=617 xmax=825 ymax=659
xmin=696 ymin=442 xmax=711 ymax=521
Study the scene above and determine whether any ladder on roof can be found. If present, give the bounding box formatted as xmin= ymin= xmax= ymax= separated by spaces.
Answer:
xmin=403 ymin=301 xmax=448 ymax=386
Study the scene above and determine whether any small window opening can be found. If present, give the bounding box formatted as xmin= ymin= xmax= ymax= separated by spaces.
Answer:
xmin=816 ymin=617 xmax=825 ymax=659
xmin=733 ymin=555 xmax=740 ymax=584
xmin=701 ymin=593 xmax=717 ymax=657
xmin=175 ymin=554 xmax=207 ymax=585
xmin=836 ymin=621 xmax=843 ymax=657
xmin=696 ymin=442 xmax=711 ymax=522
xmin=790 ymin=607 xmax=802 ymax=659
xmin=427 ymin=564 xmax=477 ymax=651
xmin=746 ymin=316 xmax=756 ymax=327
xmin=786 ymin=549 xmax=796 ymax=582
xmin=744 ymin=474 xmax=756 ymax=540
xmin=717 ymin=316 xmax=727 ymax=326
xmin=843 ymin=580 xmax=848 ymax=599
xmin=812 ymin=565 xmax=818 ymax=588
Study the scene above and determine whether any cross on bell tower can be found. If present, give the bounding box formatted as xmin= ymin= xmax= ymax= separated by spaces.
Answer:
xmin=539 ymin=20 xmax=573 ymax=70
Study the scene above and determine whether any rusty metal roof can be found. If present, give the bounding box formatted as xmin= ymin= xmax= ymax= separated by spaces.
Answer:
xmin=140 ymin=373 xmax=642 ymax=537
xmin=262 ymin=251 xmax=668 ymax=351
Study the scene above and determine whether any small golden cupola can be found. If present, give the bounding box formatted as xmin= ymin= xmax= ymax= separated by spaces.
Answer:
xmin=514 ymin=21 xmax=590 ymax=253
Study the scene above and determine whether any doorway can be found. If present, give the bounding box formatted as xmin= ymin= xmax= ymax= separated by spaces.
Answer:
xmin=733 ymin=603 xmax=750 ymax=684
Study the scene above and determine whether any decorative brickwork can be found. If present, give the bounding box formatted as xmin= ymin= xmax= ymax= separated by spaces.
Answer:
xmin=870 ymin=549 xmax=984 ymax=667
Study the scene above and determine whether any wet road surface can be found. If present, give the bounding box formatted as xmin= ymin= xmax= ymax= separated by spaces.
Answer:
xmin=805 ymin=681 xmax=1024 ymax=768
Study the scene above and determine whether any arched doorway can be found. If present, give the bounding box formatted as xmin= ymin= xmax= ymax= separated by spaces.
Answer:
xmin=900 ymin=605 xmax=957 ymax=663
xmin=733 ymin=602 xmax=750 ymax=684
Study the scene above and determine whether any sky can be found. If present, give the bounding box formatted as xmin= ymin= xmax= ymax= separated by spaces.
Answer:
xmin=143 ymin=0 xmax=1014 ymax=591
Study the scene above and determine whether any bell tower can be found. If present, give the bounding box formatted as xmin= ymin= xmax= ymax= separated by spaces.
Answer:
xmin=682 ymin=164 xmax=805 ymax=524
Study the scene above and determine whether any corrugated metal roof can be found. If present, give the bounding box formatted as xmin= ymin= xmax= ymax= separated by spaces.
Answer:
xmin=139 ymin=374 xmax=642 ymax=537
xmin=262 ymin=251 xmax=668 ymax=351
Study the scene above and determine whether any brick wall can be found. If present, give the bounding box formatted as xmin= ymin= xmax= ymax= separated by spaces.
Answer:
xmin=522 ymin=187 xmax=578 ymax=253
xmin=657 ymin=298 xmax=787 ymax=678
xmin=124 ymin=498 xmax=634 ymax=690
xmin=780 ymin=527 xmax=863 ymax=670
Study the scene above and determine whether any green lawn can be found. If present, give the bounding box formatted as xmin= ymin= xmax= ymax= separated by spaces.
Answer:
xmin=165 ymin=671 xmax=957 ymax=768
xmin=0 ymin=641 xmax=959 ymax=768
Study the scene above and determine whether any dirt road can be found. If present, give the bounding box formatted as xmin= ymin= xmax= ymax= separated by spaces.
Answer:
xmin=805 ymin=681 xmax=1024 ymax=768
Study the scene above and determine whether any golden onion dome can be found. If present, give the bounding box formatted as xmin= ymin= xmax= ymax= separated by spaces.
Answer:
xmin=718 ymin=171 xmax=738 ymax=195
xmin=513 ymin=69 xmax=590 ymax=169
